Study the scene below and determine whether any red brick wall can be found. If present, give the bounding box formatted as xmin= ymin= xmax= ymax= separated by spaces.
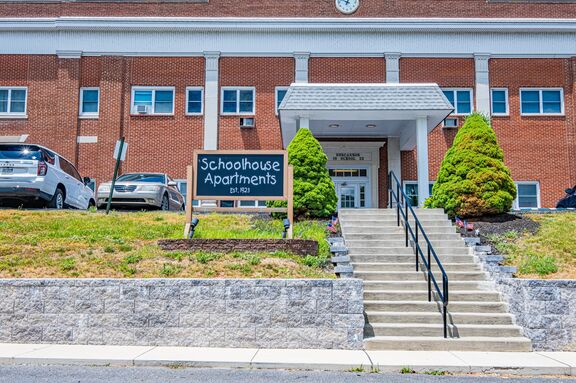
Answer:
xmin=490 ymin=58 xmax=574 ymax=207
xmin=2 ymin=0 xmax=576 ymax=18
xmin=309 ymin=57 xmax=385 ymax=83
xmin=399 ymin=58 xmax=475 ymax=182
xmin=218 ymin=57 xmax=293 ymax=150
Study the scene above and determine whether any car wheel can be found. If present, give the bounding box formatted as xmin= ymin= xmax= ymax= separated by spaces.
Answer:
xmin=161 ymin=194 xmax=170 ymax=211
xmin=88 ymin=199 xmax=96 ymax=210
xmin=48 ymin=188 xmax=65 ymax=210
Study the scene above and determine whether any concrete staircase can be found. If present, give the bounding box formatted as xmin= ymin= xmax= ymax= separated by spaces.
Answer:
xmin=339 ymin=208 xmax=532 ymax=352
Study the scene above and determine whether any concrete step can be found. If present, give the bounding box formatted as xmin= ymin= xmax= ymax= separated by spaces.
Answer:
xmin=363 ymin=336 xmax=532 ymax=352
xmin=365 ymin=323 xmax=524 ymax=338
xmin=344 ymin=233 xmax=462 ymax=241
xmin=345 ymin=239 xmax=466 ymax=248
xmin=349 ymin=254 xmax=474 ymax=263
xmin=363 ymin=290 xmax=500 ymax=302
xmin=364 ymin=300 xmax=508 ymax=313
xmin=347 ymin=247 xmax=470 ymax=256
xmin=352 ymin=262 xmax=481 ymax=272
xmin=354 ymin=271 xmax=488 ymax=281
xmin=342 ymin=226 xmax=457 ymax=234
xmin=364 ymin=311 xmax=516 ymax=325
xmin=339 ymin=208 xmax=446 ymax=215
xmin=363 ymin=280 xmax=494 ymax=291
xmin=341 ymin=220 xmax=454 ymax=228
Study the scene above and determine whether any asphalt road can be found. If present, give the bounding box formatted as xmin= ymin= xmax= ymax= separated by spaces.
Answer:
xmin=0 ymin=366 xmax=572 ymax=383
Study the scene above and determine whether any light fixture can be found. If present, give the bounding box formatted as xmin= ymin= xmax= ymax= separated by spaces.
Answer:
xmin=328 ymin=124 xmax=340 ymax=129
xmin=366 ymin=124 xmax=376 ymax=129
xmin=189 ymin=217 xmax=200 ymax=239
xmin=282 ymin=218 xmax=291 ymax=239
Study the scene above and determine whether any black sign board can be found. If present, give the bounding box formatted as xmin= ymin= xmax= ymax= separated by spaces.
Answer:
xmin=193 ymin=151 xmax=287 ymax=200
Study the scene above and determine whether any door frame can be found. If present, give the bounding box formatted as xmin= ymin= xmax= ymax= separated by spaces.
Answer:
xmin=329 ymin=165 xmax=371 ymax=209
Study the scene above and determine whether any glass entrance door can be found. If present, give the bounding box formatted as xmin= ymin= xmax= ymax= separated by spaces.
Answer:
xmin=335 ymin=182 xmax=368 ymax=209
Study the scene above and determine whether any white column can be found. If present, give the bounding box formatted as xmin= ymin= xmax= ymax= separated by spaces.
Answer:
xmin=474 ymin=53 xmax=491 ymax=116
xmin=416 ymin=117 xmax=430 ymax=207
xmin=294 ymin=52 xmax=310 ymax=83
xmin=385 ymin=53 xmax=401 ymax=84
xmin=387 ymin=137 xmax=401 ymax=207
xmin=203 ymin=51 xmax=220 ymax=150
xmin=298 ymin=117 xmax=310 ymax=130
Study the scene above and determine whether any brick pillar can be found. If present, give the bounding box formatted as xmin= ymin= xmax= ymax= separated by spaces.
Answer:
xmin=567 ymin=57 xmax=576 ymax=187
xmin=378 ymin=142 xmax=389 ymax=208
xmin=97 ymin=56 xmax=128 ymax=182
xmin=55 ymin=54 xmax=81 ymax=162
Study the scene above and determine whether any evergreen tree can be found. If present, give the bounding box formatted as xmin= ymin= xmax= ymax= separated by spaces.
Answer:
xmin=270 ymin=129 xmax=337 ymax=218
xmin=425 ymin=113 xmax=516 ymax=217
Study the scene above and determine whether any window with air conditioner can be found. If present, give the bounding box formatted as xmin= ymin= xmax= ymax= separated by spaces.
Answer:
xmin=221 ymin=87 xmax=255 ymax=115
xmin=441 ymin=88 xmax=473 ymax=115
xmin=131 ymin=87 xmax=175 ymax=115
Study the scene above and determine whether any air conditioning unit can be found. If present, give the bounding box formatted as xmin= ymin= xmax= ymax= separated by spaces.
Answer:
xmin=240 ymin=117 xmax=255 ymax=129
xmin=135 ymin=105 xmax=150 ymax=114
xmin=443 ymin=117 xmax=459 ymax=129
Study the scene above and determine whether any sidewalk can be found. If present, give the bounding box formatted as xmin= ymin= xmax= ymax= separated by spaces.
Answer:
xmin=0 ymin=343 xmax=575 ymax=376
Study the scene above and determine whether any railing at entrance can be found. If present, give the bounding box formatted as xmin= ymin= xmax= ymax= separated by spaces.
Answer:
xmin=388 ymin=171 xmax=450 ymax=338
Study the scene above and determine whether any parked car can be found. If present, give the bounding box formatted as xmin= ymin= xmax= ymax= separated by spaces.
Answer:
xmin=0 ymin=143 xmax=95 ymax=209
xmin=97 ymin=173 xmax=185 ymax=211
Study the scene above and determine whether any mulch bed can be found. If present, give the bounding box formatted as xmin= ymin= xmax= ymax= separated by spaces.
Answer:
xmin=463 ymin=213 xmax=541 ymax=254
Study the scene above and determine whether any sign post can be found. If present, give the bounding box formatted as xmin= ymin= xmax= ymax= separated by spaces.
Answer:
xmin=106 ymin=137 xmax=128 ymax=215
xmin=184 ymin=150 xmax=293 ymax=238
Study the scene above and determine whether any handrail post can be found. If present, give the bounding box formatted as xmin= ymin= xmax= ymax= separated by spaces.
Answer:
xmin=427 ymin=246 xmax=432 ymax=302
xmin=404 ymin=197 xmax=409 ymax=247
xmin=396 ymin=182 xmax=400 ymax=226
xmin=443 ymin=274 xmax=449 ymax=338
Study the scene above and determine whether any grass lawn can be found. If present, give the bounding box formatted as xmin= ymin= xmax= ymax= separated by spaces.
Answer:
xmin=487 ymin=213 xmax=576 ymax=279
xmin=0 ymin=210 xmax=333 ymax=279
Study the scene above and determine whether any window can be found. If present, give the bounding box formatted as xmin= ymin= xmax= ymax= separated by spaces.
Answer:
xmin=131 ymin=87 xmax=175 ymax=115
xmin=275 ymin=87 xmax=289 ymax=115
xmin=520 ymin=88 xmax=564 ymax=115
xmin=0 ymin=87 xmax=27 ymax=116
xmin=329 ymin=169 xmax=368 ymax=178
xmin=221 ymin=87 xmax=255 ymax=115
xmin=175 ymin=180 xmax=199 ymax=206
xmin=58 ymin=157 xmax=82 ymax=183
xmin=404 ymin=182 xmax=435 ymax=207
xmin=79 ymin=88 xmax=99 ymax=117
xmin=491 ymin=88 xmax=509 ymax=116
xmin=442 ymin=89 xmax=473 ymax=115
xmin=514 ymin=182 xmax=540 ymax=209
xmin=186 ymin=87 xmax=204 ymax=115
xmin=238 ymin=200 xmax=268 ymax=208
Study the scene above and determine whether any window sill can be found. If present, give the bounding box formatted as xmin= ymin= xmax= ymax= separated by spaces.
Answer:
xmin=220 ymin=113 xmax=256 ymax=117
xmin=185 ymin=113 xmax=204 ymax=117
xmin=520 ymin=113 xmax=565 ymax=117
xmin=491 ymin=114 xmax=510 ymax=117
xmin=130 ymin=114 xmax=175 ymax=117
xmin=79 ymin=115 xmax=99 ymax=120
xmin=0 ymin=114 xmax=28 ymax=120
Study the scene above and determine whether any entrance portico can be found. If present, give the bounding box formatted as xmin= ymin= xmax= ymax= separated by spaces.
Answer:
xmin=278 ymin=83 xmax=453 ymax=207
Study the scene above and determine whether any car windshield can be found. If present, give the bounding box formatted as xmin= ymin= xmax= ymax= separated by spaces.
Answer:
xmin=116 ymin=173 xmax=165 ymax=183
xmin=0 ymin=145 xmax=43 ymax=160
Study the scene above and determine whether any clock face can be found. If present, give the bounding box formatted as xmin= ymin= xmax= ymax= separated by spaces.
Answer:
xmin=335 ymin=0 xmax=360 ymax=14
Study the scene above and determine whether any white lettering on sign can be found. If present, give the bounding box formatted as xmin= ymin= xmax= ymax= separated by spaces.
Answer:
xmin=329 ymin=152 xmax=372 ymax=162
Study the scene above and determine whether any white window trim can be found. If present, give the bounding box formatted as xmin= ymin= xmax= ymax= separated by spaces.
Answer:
xmin=79 ymin=87 xmax=100 ymax=118
xmin=238 ymin=200 xmax=268 ymax=208
xmin=185 ymin=86 xmax=204 ymax=116
xmin=513 ymin=181 xmax=541 ymax=210
xmin=490 ymin=88 xmax=509 ymax=116
xmin=0 ymin=86 xmax=28 ymax=117
xmin=131 ymin=86 xmax=175 ymax=116
xmin=275 ymin=86 xmax=289 ymax=116
xmin=520 ymin=87 xmax=565 ymax=116
xmin=220 ymin=86 xmax=256 ymax=116
xmin=442 ymin=88 xmax=474 ymax=116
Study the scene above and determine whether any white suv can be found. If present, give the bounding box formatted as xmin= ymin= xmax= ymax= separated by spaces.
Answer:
xmin=0 ymin=143 xmax=95 ymax=209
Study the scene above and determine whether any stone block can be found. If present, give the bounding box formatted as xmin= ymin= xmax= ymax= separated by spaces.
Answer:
xmin=14 ymin=299 xmax=43 ymax=314
xmin=0 ymin=299 xmax=14 ymax=314
xmin=225 ymin=328 xmax=257 ymax=347
xmin=103 ymin=328 xmax=135 ymax=345
xmin=148 ymin=313 xmax=179 ymax=328
xmin=301 ymin=314 xmax=332 ymax=327
xmin=149 ymin=286 xmax=180 ymax=300
xmin=333 ymin=314 xmax=365 ymax=328
xmin=42 ymin=326 xmax=74 ymax=343
xmin=74 ymin=300 xmax=104 ymax=314
xmin=134 ymin=328 xmax=166 ymax=346
xmin=12 ymin=325 xmax=42 ymax=342
xmin=529 ymin=287 xmax=560 ymax=301
xmin=44 ymin=299 xmax=76 ymax=314
xmin=287 ymin=299 xmax=316 ymax=315
xmin=104 ymin=299 xmax=135 ymax=314
xmin=88 ymin=314 xmax=119 ymax=328
xmin=254 ymin=286 xmax=282 ymax=300
xmin=179 ymin=313 xmax=210 ymax=328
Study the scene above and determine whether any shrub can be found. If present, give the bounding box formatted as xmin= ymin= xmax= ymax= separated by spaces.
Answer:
xmin=269 ymin=129 xmax=337 ymax=218
xmin=425 ymin=113 xmax=516 ymax=217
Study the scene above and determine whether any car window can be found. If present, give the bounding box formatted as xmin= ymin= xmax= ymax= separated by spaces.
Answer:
xmin=116 ymin=174 xmax=165 ymax=183
xmin=0 ymin=145 xmax=43 ymax=160
xmin=59 ymin=158 xmax=82 ymax=182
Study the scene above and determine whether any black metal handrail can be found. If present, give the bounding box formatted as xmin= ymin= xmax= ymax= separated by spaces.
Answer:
xmin=388 ymin=171 xmax=450 ymax=338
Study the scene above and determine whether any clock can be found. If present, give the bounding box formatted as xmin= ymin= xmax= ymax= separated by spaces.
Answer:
xmin=335 ymin=0 xmax=360 ymax=14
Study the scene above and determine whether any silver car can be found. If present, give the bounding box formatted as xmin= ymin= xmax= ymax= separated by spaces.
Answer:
xmin=96 ymin=173 xmax=185 ymax=211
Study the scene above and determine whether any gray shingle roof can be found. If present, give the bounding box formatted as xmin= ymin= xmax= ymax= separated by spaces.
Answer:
xmin=279 ymin=84 xmax=453 ymax=111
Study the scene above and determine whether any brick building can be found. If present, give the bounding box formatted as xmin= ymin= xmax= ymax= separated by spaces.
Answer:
xmin=0 ymin=0 xmax=575 ymax=209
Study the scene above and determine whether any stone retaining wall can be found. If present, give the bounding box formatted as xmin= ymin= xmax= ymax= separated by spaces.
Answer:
xmin=0 ymin=279 xmax=364 ymax=349
xmin=475 ymin=246 xmax=576 ymax=351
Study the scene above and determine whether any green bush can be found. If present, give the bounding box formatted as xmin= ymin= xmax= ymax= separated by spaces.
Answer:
xmin=270 ymin=129 xmax=337 ymax=218
xmin=425 ymin=113 xmax=516 ymax=217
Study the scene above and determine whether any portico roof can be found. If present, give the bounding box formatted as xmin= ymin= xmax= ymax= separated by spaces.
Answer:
xmin=278 ymin=83 xmax=454 ymax=150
